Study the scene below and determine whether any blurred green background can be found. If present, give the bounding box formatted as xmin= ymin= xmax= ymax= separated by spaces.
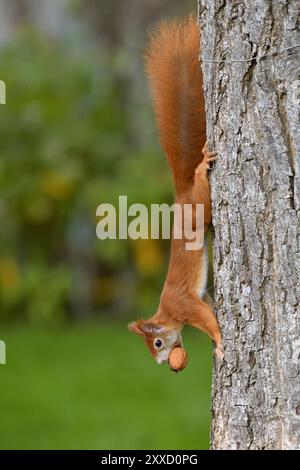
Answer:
xmin=0 ymin=0 xmax=213 ymax=449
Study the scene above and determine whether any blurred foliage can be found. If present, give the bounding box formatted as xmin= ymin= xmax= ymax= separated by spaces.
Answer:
xmin=0 ymin=2 xmax=213 ymax=451
xmin=0 ymin=28 xmax=174 ymax=324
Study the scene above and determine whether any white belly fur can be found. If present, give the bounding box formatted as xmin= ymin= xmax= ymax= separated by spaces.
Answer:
xmin=197 ymin=241 xmax=208 ymax=299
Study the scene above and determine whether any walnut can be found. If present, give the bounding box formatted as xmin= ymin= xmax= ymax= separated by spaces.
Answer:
xmin=168 ymin=346 xmax=188 ymax=372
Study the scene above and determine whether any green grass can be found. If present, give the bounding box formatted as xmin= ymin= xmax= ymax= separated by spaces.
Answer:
xmin=0 ymin=323 xmax=212 ymax=449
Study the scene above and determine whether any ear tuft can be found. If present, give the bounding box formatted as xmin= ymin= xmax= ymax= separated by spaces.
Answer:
xmin=127 ymin=321 xmax=144 ymax=337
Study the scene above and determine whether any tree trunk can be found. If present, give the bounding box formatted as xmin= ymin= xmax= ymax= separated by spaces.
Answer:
xmin=199 ymin=0 xmax=300 ymax=450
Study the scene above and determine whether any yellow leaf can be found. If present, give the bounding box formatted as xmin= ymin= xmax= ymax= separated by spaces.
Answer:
xmin=133 ymin=239 xmax=163 ymax=275
xmin=40 ymin=171 xmax=73 ymax=200
xmin=0 ymin=257 xmax=20 ymax=292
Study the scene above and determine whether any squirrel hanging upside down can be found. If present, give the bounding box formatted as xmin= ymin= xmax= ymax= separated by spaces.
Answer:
xmin=128 ymin=16 xmax=224 ymax=368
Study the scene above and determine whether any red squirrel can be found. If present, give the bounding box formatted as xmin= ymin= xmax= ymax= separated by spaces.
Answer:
xmin=128 ymin=16 xmax=224 ymax=364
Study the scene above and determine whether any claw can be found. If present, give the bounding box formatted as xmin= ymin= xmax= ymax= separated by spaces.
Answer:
xmin=202 ymin=141 xmax=209 ymax=154
xmin=207 ymin=151 xmax=217 ymax=158
xmin=195 ymin=142 xmax=218 ymax=176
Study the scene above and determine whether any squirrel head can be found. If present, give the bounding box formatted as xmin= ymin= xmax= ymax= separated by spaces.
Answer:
xmin=128 ymin=320 xmax=182 ymax=364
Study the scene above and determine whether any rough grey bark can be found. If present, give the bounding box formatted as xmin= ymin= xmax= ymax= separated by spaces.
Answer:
xmin=199 ymin=0 xmax=300 ymax=450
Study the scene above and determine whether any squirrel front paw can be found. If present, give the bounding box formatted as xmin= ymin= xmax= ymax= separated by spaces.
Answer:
xmin=195 ymin=141 xmax=217 ymax=175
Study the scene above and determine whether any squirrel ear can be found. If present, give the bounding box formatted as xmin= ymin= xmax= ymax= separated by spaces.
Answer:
xmin=127 ymin=321 xmax=145 ymax=337
xmin=128 ymin=321 xmax=165 ymax=336
xmin=141 ymin=323 xmax=164 ymax=334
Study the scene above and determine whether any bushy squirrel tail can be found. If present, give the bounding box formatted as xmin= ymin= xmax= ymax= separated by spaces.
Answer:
xmin=145 ymin=15 xmax=206 ymax=193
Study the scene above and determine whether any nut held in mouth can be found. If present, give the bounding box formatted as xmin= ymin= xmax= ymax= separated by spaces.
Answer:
xmin=168 ymin=346 xmax=188 ymax=372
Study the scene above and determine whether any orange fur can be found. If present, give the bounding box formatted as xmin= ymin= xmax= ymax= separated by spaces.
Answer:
xmin=128 ymin=17 xmax=224 ymax=365
xmin=145 ymin=15 xmax=206 ymax=193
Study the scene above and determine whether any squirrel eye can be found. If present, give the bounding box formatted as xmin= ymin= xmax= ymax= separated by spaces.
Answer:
xmin=154 ymin=338 xmax=163 ymax=349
